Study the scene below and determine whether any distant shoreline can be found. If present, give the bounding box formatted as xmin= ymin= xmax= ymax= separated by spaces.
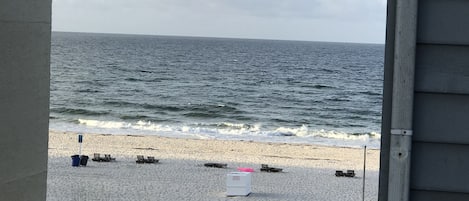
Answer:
xmin=48 ymin=130 xmax=381 ymax=169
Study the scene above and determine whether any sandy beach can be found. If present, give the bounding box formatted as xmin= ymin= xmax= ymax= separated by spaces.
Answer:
xmin=47 ymin=131 xmax=380 ymax=201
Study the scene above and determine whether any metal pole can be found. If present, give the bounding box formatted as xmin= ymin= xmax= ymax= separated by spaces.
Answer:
xmin=78 ymin=134 xmax=83 ymax=155
xmin=363 ymin=146 xmax=366 ymax=201
xmin=387 ymin=0 xmax=418 ymax=201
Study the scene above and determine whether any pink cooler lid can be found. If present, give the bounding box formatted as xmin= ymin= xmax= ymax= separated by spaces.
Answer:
xmin=237 ymin=167 xmax=254 ymax=172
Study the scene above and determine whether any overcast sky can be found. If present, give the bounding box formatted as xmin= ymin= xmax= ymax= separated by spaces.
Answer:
xmin=52 ymin=0 xmax=387 ymax=44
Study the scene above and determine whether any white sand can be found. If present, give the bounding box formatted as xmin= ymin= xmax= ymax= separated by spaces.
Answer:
xmin=47 ymin=131 xmax=380 ymax=201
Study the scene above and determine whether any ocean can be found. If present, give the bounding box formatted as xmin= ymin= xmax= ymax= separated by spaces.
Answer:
xmin=50 ymin=32 xmax=384 ymax=148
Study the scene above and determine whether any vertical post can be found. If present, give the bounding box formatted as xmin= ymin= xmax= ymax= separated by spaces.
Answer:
xmin=378 ymin=0 xmax=397 ymax=199
xmin=78 ymin=134 xmax=83 ymax=155
xmin=363 ymin=146 xmax=367 ymax=201
xmin=0 ymin=1 xmax=51 ymax=200
xmin=388 ymin=0 xmax=418 ymax=201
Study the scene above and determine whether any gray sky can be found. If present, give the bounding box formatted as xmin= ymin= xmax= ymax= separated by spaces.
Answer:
xmin=52 ymin=0 xmax=387 ymax=44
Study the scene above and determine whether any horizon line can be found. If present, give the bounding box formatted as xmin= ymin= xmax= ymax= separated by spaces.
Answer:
xmin=52 ymin=30 xmax=385 ymax=45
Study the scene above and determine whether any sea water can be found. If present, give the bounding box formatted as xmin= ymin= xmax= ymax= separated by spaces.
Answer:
xmin=50 ymin=32 xmax=384 ymax=148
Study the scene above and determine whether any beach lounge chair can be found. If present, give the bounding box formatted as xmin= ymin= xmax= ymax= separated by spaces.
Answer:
xmin=136 ymin=155 xmax=145 ymax=163
xmin=204 ymin=163 xmax=227 ymax=168
xmin=145 ymin=156 xmax=159 ymax=163
xmin=260 ymin=164 xmax=283 ymax=172
xmin=335 ymin=170 xmax=344 ymax=177
xmin=92 ymin=153 xmax=101 ymax=162
xmin=136 ymin=155 xmax=159 ymax=164
xmin=344 ymin=170 xmax=355 ymax=177
xmin=104 ymin=154 xmax=116 ymax=162
xmin=92 ymin=153 xmax=116 ymax=162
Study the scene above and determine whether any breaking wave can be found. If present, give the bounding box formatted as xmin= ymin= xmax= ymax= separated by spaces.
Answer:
xmin=68 ymin=119 xmax=381 ymax=148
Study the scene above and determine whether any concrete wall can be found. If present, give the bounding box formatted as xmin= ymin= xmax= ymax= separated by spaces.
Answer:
xmin=0 ymin=1 xmax=51 ymax=200
xmin=380 ymin=0 xmax=469 ymax=200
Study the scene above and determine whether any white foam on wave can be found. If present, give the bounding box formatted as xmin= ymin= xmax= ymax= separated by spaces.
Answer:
xmin=78 ymin=119 xmax=174 ymax=132
xmin=271 ymin=125 xmax=380 ymax=141
xmin=71 ymin=119 xmax=380 ymax=148
xmin=78 ymin=119 xmax=131 ymax=129
xmin=134 ymin=120 xmax=173 ymax=132
xmin=313 ymin=129 xmax=371 ymax=141
xmin=216 ymin=122 xmax=261 ymax=135
xmin=274 ymin=125 xmax=309 ymax=136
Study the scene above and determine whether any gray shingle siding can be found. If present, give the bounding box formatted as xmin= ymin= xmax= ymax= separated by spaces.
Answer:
xmin=380 ymin=0 xmax=469 ymax=200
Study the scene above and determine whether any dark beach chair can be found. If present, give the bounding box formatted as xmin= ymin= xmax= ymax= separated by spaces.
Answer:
xmin=344 ymin=170 xmax=355 ymax=177
xmin=260 ymin=164 xmax=283 ymax=172
xmin=104 ymin=154 xmax=116 ymax=162
xmin=204 ymin=163 xmax=227 ymax=168
xmin=335 ymin=170 xmax=345 ymax=177
xmin=92 ymin=153 xmax=101 ymax=162
xmin=136 ymin=155 xmax=145 ymax=164
xmin=92 ymin=153 xmax=116 ymax=162
xmin=145 ymin=156 xmax=159 ymax=163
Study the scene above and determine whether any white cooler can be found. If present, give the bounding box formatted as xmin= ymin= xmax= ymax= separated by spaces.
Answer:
xmin=226 ymin=172 xmax=252 ymax=196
